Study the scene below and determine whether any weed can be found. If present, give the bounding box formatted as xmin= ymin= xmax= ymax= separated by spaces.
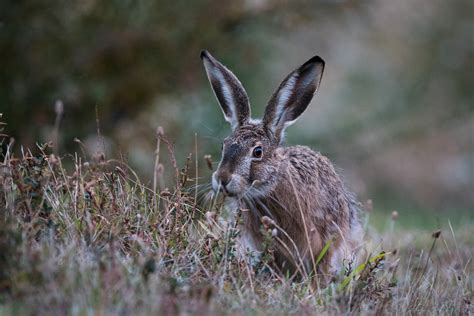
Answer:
xmin=0 ymin=122 xmax=472 ymax=315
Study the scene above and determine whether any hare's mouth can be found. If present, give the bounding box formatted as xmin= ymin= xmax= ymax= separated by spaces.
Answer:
xmin=216 ymin=184 xmax=240 ymax=197
xmin=212 ymin=172 xmax=246 ymax=197
xmin=219 ymin=185 xmax=232 ymax=196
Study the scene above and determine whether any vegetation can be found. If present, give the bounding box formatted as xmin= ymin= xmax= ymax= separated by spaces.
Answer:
xmin=0 ymin=121 xmax=471 ymax=315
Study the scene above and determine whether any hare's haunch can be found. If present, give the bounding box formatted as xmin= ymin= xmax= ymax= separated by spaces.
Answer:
xmin=201 ymin=50 xmax=362 ymax=277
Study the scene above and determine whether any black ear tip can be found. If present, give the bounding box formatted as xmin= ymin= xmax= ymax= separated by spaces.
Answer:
xmin=304 ymin=55 xmax=325 ymax=67
xmin=200 ymin=50 xmax=210 ymax=60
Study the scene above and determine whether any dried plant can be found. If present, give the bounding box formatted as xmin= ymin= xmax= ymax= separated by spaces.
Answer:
xmin=0 ymin=124 xmax=471 ymax=315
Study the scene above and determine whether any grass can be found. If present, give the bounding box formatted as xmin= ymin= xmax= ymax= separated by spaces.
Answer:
xmin=0 ymin=124 xmax=472 ymax=315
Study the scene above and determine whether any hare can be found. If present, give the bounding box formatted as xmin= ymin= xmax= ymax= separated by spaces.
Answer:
xmin=201 ymin=50 xmax=362 ymax=279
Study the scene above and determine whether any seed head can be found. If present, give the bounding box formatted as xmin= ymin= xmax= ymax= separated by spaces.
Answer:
xmin=365 ymin=199 xmax=373 ymax=213
xmin=204 ymin=155 xmax=213 ymax=170
xmin=93 ymin=151 xmax=106 ymax=163
xmin=160 ymin=188 xmax=171 ymax=197
xmin=391 ymin=210 xmax=399 ymax=221
xmin=157 ymin=126 xmax=165 ymax=137
xmin=55 ymin=100 xmax=64 ymax=116
xmin=251 ymin=180 xmax=261 ymax=187
xmin=205 ymin=211 xmax=216 ymax=223
xmin=261 ymin=216 xmax=275 ymax=230
xmin=48 ymin=154 xmax=59 ymax=166
xmin=432 ymin=230 xmax=441 ymax=239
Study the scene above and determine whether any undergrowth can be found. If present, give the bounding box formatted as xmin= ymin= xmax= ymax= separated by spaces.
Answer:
xmin=0 ymin=120 xmax=472 ymax=315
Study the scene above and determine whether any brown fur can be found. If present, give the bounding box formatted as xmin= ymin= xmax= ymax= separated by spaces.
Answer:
xmin=232 ymin=136 xmax=361 ymax=277
xmin=201 ymin=50 xmax=362 ymax=279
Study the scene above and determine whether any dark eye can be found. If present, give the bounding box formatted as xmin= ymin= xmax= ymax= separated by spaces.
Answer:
xmin=252 ymin=146 xmax=263 ymax=159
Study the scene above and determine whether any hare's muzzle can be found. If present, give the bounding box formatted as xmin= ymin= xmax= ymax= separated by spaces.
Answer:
xmin=212 ymin=170 xmax=234 ymax=195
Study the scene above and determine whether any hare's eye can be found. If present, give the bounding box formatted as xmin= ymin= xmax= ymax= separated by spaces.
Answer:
xmin=252 ymin=146 xmax=263 ymax=159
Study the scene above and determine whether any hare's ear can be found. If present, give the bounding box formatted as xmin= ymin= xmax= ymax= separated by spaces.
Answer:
xmin=262 ymin=56 xmax=324 ymax=140
xmin=201 ymin=50 xmax=250 ymax=130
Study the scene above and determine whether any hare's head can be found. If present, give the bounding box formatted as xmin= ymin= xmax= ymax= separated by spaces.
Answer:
xmin=201 ymin=50 xmax=324 ymax=197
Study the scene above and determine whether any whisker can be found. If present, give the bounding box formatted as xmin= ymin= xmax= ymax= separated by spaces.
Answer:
xmin=241 ymin=194 xmax=259 ymax=220
xmin=186 ymin=182 xmax=212 ymax=192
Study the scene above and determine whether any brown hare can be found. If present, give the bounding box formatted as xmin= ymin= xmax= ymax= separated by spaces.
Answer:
xmin=201 ymin=50 xmax=362 ymax=279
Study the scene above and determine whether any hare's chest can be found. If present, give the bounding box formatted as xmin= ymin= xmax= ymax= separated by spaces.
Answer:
xmin=223 ymin=198 xmax=263 ymax=260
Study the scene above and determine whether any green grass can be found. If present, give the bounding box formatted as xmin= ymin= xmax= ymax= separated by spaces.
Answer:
xmin=368 ymin=207 xmax=473 ymax=232
xmin=0 ymin=137 xmax=472 ymax=315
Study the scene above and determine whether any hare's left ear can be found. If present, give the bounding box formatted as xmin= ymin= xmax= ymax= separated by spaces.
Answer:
xmin=262 ymin=56 xmax=325 ymax=141
xmin=201 ymin=50 xmax=250 ymax=131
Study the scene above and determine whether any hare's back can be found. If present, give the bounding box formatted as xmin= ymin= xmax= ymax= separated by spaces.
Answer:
xmin=279 ymin=145 xmax=341 ymax=187
xmin=281 ymin=145 xmax=361 ymax=230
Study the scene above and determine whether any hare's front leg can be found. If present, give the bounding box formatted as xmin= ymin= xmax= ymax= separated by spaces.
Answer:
xmin=236 ymin=228 xmax=262 ymax=267
xmin=226 ymin=199 xmax=262 ymax=266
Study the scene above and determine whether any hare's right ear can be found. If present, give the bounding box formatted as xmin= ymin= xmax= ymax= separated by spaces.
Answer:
xmin=201 ymin=50 xmax=250 ymax=130
xmin=263 ymin=56 xmax=325 ymax=141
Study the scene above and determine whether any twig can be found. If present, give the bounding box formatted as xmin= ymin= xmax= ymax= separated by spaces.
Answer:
xmin=153 ymin=127 xmax=163 ymax=211
xmin=53 ymin=100 xmax=64 ymax=156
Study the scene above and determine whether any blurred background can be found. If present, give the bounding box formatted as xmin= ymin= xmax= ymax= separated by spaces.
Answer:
xmin=1 ymin=0 xmax=472 ymax=228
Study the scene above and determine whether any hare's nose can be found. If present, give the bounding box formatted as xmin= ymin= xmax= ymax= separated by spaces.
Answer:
xmin=217 ymin=171 xmax=231 ymax=189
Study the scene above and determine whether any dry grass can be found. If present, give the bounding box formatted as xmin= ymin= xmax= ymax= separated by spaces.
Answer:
xmin=0 ymin=125 xmax=472 ymax=315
